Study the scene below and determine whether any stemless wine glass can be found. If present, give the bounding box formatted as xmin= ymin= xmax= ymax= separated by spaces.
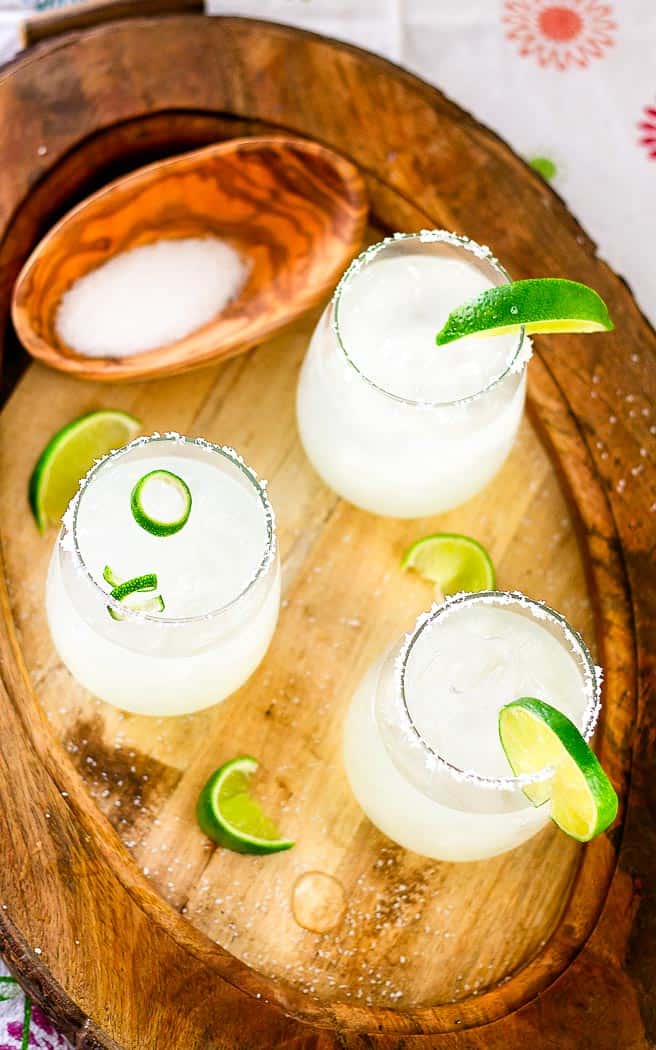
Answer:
xmin=296 ymin=231 xmax=531 ymax=518
xmin=46 ymin=434 xmax=280 ymax=716
xmin=343 ymin=591 xmax=601 ymax=862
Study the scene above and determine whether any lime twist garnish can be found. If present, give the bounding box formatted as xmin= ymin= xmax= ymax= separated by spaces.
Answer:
xmin=131 ymin=469 xmax=192 ymax=537
xmin=196 ymin=756 xmax=294 ymax=855
xmin=102 ymin=565 xmax=123 ymax=589
xmin=499 ymin=698 xmax=617 ymax=842
xmin=402 ymin=532 xmax=495 ymax=594
xmin=104 ymin=566 xmax=166 ymax=621
xmin=29 ymin=409 xmax=141 ymax=532
xmin=435 ymin=278 xmax=613 ymax=346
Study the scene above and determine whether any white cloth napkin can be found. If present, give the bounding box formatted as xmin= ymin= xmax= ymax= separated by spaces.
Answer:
xmin=0 ymin=959 xmax=71 ymax=1047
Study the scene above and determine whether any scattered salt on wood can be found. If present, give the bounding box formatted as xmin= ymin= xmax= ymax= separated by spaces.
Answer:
xmin=56 ymin=237 xmax=248 ymax=358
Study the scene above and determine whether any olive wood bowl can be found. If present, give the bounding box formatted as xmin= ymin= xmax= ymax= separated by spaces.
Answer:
xmin=11 ymin=135 xmax=368 ymax=381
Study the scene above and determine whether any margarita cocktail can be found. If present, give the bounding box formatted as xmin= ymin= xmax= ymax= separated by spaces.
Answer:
xmin=296 ymin=231 xmax=530 ymax=518
xmin=343 ymin=591 xmax=601 ymax=861
xmin=46 ymin=434 xmax=280 ymax=716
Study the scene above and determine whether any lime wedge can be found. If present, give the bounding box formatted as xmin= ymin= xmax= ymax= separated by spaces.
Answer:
xmin=401 ymin=532 xmax=495 ymax=594
xmin=29 ymin=409 xmax=141 ymax=532
xmin=435 ymin=278 xmax=613 ymax=346
xmin=196 ymin=756 xmax=294 ymax=855
xmin=499 ymin=698 xmax=617 ymax=841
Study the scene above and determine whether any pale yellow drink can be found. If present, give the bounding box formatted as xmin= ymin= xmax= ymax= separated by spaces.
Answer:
xmin=297 ymin=231 xmax=530 ymax=517
xmin=343 ymin=592 xmax=601 ymax=861
xmin=46 ymin=435 xmax=280 ymax=716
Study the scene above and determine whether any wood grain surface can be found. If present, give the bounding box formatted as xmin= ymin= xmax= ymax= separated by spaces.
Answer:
xmin=0 ymin=291 xmax=593 ymax=1011
xmin=21 ymin=0 xmax=203 ymax=47
xmin=12 ymin=136 xmax=367 ymax=381
xmin=0 ymin=12 xmax=653 ymax=1050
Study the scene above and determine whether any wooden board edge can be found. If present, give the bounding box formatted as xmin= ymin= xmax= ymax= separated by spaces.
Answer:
xmin=0 ymin=10 xmax=650 ymax=1050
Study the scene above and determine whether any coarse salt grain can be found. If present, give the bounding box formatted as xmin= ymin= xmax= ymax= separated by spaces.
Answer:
xmin=56 ymin=237 xmax=248 ymax=358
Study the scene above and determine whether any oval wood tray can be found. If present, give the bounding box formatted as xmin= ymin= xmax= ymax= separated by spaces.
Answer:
xmin=0 ymin=11 xmax=654 ymax=1050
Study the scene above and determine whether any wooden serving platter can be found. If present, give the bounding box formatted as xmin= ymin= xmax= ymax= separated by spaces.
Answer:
xmin=0 ymin=10 xmax=653 ymax=1050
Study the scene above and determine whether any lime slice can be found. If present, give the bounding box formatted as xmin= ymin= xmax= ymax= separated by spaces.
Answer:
xmin=29 ymin=410 xmax=141 ymax=532
xmin=130 ymin=469 xmax=192 ymax=537
xmin=435 ymin=278 xmax=613 ymax=346
xmin=196 ymin=756 xmax=294 ymax=855
xmin=401 ymin=532 xmax=495 ymax=594
xmin=499 ymin=697 xmax=617 ymax=841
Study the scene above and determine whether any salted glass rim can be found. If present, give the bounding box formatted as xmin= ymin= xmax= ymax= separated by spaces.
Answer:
xmin=394 ymin=589 xmax=602 ymax=792
xmin=59 ymin=433 xmax=277 ymax=625
xmin=331 ymin=229 xmax=529 ymax=409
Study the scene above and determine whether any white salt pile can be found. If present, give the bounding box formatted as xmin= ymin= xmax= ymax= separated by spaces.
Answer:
xmin=56 ymin=237 xmax=248 ymax=358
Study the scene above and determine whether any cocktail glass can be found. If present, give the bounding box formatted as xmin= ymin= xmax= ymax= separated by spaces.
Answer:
xmin=343 ymin=590 xmax=601 ymax=861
